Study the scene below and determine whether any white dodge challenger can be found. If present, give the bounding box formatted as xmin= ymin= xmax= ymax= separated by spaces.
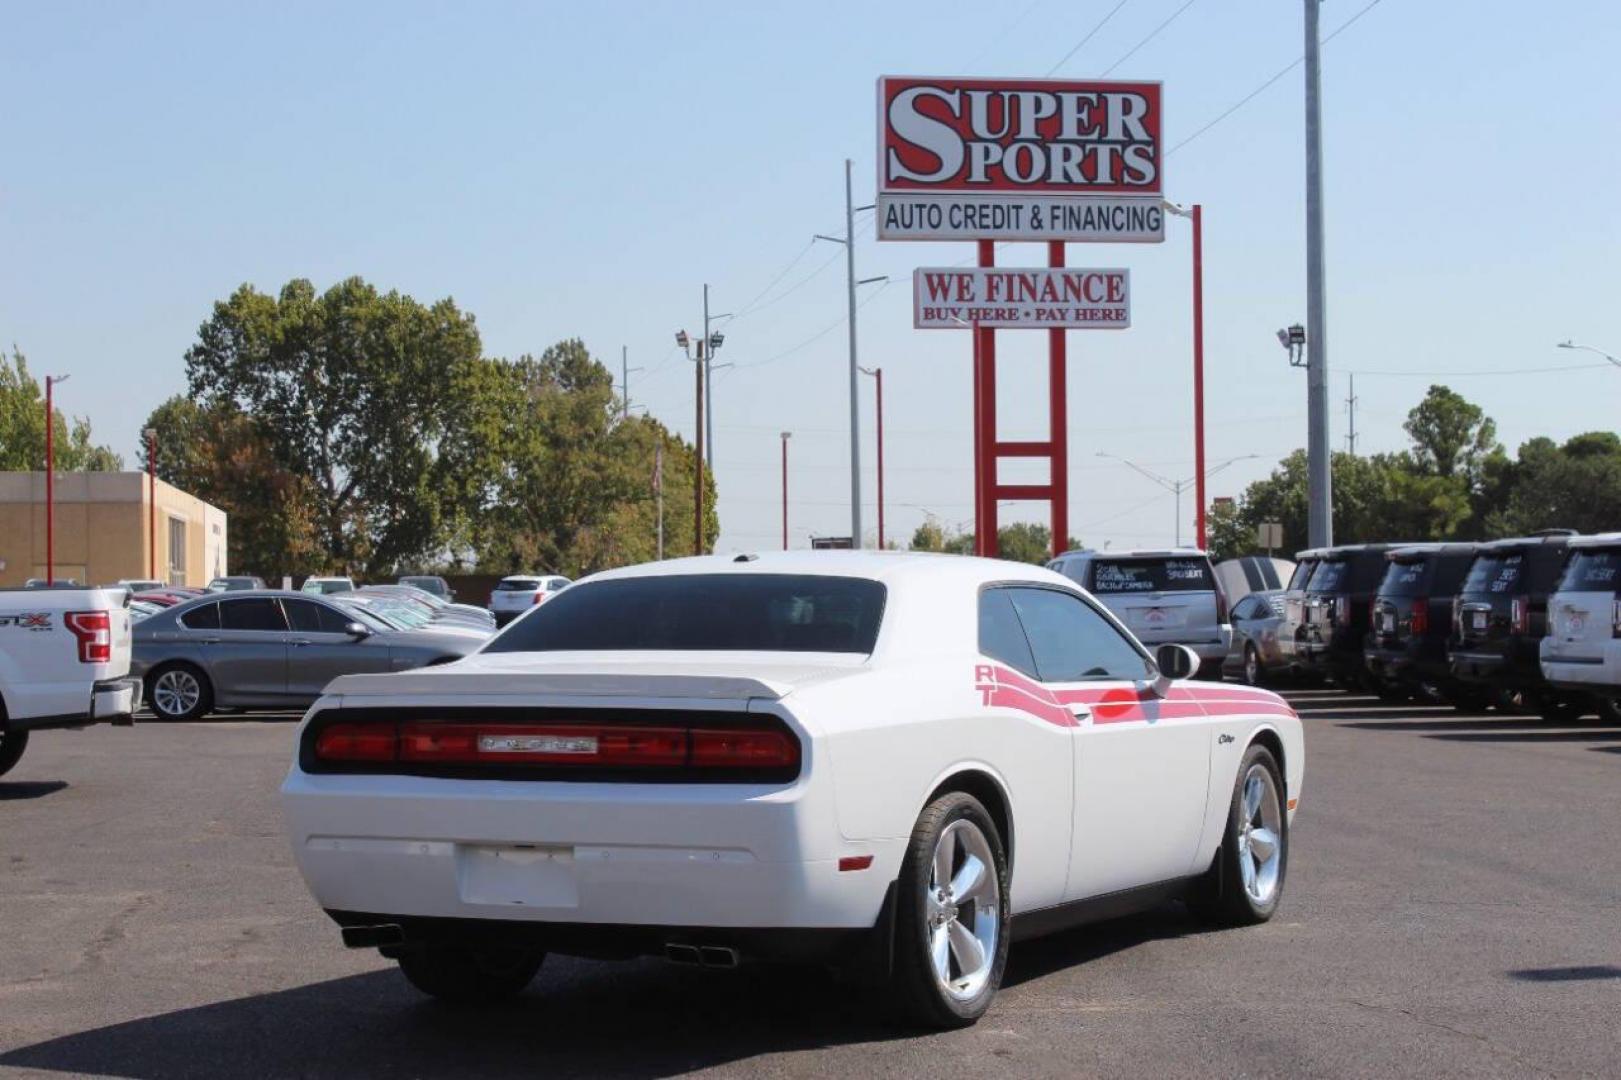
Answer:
xmin=282 ymin=552 xmax=1303 ymax=1027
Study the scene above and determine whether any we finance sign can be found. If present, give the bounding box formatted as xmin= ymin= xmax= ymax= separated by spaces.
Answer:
xmin=877 ymin=76 xmax=1164 ymax=243
xmin=913 ymin=267 xmax=1130 ymax=330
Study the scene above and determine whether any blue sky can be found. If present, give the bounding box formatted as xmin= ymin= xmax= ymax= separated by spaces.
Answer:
xmin=3 ymin=0 xmax=1618 ymax=554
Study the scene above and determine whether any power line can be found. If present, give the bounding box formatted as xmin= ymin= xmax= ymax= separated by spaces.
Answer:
xmin=735 ymin=280 xmax=893 ymax=370
xmin=1342 ymin=362 xmax=1611 ymax=378
xmin=1100 ymin=0 xmax=1201 ymax=77
xmin=1168 ymin=0 xmax=1387 ymax=157
xmin=722 ymin=240 xmax=816 ymax=322
xmin=1046 ymin=0 xmax=1133 ymax=75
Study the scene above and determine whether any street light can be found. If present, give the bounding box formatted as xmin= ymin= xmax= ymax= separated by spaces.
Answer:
xmin=675 ymin=328 xmax=705 ymax=555
xmin=144 ymin=427 xmax=158 ymax=581
xmin=1558 ymin=340 xmax=1620 ymax=367
xmin=44 ymin=374 xmax=70 ymax=585
xmin=858 ymin=365 xmax=885 ymax=549
xmin=1277 ymin=324 xmax=1307 ymax=367
xmin=1095 ymin=451 xmax=1261 ymax=549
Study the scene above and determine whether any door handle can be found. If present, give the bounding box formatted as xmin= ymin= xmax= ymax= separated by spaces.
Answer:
xmin=1068 ymin=703 xmax=1092 ymax=721
xmin=197 ymin=637 xmax=221 ymax=645
xmin=290 ymin=638 xmax=312 ymax=647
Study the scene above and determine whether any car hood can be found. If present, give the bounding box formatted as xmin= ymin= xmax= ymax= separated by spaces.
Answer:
xmin=321 ymin=650 xmax=869 ymax=702
xmin=375 ymin=629 xmax=484 ymax=655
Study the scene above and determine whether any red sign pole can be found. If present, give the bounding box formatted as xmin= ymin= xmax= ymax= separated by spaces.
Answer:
xmin=977 ymin=239 xmax=998 ymax=558
xmin=1192 ymin=203 xmax=1207 ymax=551
xmin=44 ymin=377 xmax=54 ymax=586
xmin=873 ymin=368 xmax=885 ymax=549
xmin=1048 ymin=240 xmax=1069 ymax=558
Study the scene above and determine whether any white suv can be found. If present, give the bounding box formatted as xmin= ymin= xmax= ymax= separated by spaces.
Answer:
xmin=488 ymin=575 xmax=571 ymax=627
xmin=1540 ymin=534 xmax=1621 ymax=720
xmin=1048 ymin=548 xmax=1231 ymax=679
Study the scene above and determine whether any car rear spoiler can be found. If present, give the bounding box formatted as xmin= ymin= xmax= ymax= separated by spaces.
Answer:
xmin=322 ymin=667 xmax=831 ymax=703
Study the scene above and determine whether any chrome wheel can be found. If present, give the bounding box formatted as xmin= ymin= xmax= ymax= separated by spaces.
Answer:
xmin=1244 ymin=644 xmax=1261 ymax=686
xmin=1235 ymin=764 xmax=1283 ymax=905
xmin=153 ymin=669 xmax=201 ymax=718
xmin=925 ymin=818 xmax=1001 ymax=1001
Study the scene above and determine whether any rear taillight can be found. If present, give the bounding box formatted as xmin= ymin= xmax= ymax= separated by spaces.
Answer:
xmin=64 ymin=611 xmax=111 ymax=664
xmin=315 ymin=723 xmax=397 ymax=762
xmin=1335 ymin=596 xmax=1350 ymax=625
xmin=1452 ymin=596 xmax=1464 ymax=634
xmin=532 ymin=592 xmax=546 ymax=605
xmin=1409 ymin=600 xmax=1428 ymax=635
xmin=1511 ymin=595 xmax=1530 ymax=635
xmin=310 ymin=718 xmax=801 ymax=776
xmin=1613 ymin=599 xmax=1621 ymax=638
xmin=1214 ymin=586 xmax=1228 ymax=625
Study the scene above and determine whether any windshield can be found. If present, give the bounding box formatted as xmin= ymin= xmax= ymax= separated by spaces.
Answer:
xmin=1087 ymin=558 xmax=1213 ymax=594
xmin=334 ymin=600 xmax=399 ymax=632
xmin=1286 ymin=560 xmax=1315 ymax=591
xmin=1462 ymin=553 xmax=1523 ymax=596
xmin=1306 ymin=559 xmax=1348 ymax=593
xmin=485 ymin=573 xmax=887 ymax=654
xmin=1559 ymin=548 xmax=1621 ymax=593
xmin=495 ymin=579 xmax=541 ymax=591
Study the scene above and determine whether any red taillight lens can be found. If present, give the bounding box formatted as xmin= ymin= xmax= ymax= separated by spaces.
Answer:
xmin=1335 ymin=596 xmax=1350 ymax=625
xmin=1511 ymin=595 xmax=1530 ymax=635
xmin=691 ymin=728 xmax=800 ymax=769
xmin=64 ymin=610 xmax=111 ymax=663
xmin=532 ymin=592 xmax=546 ymax=605
xmin=315 ymin=723 xmax=398 ymax=762
xmin=1612 ymin=599 xmax=1620 ymax=638
xmin=399 ymin=723 xmax=687 ymax=766
xmin=1410 ymin=600 xmax=1428 ymax=635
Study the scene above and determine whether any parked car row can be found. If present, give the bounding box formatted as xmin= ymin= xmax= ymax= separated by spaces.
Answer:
xmin=1232 ymin=530 xmax=1621 ymax=721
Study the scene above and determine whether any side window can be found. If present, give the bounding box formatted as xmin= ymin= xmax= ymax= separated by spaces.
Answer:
xmin=284 ymin=599 xmax=353 ymax=634
xmin=1007 ymin=587 xmax=1153 ymax=683
xmin=180 ymin=602 xmax=220 ymax=631
xmin=219 ymin=597 xmax=288 ymax=632
xmin=548 ymin=578 xmax=569 ymax=592
xmin=1234 ymin=597 xmax=1261 ymax=621
xmin=978 ymin=588 xmax=1038 ymax=678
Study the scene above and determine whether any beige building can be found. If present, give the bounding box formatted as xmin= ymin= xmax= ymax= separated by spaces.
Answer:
xmin=0 ymin=472 xmax=227 ymax=588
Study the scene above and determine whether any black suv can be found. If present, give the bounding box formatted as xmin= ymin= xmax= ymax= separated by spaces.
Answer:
xmin=1448 ymin=531 xmax=1579 ymax=716
xmin=1362 ymin=543 xmax=1479 ymax=701
xmin=1294 ymin=543 xmax=1411 ymax=688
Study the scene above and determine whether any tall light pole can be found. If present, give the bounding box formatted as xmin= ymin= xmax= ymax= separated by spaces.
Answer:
xmin=1304 ymin=0 xmax=1333 ymax=548
xmin=620 ymin=346 xmax=643 ymax=420
xmin=815 ymin=160 xmax=885 ymax=547
xmin=1558 ymin=340 xmax=1621 ymax=367
xmin=859 ymin=366 xmax=885 ymax=549
xmin=144 ymin=427 xmax=158 ymax=581
xmin=1097 ymin=451 xmax=1260 ymax=549
xmin=675 ymin=330 xmax=705 ymax=556
xmin=44 ymin=374 xmax=70 ymax=585
xmin=780 ymin=431 xmax=792 ymax=551
xmin=1163 ymin=201 xmax=1208 ymax=550
xmin=700 ymin=289 xmax=732 ymax=464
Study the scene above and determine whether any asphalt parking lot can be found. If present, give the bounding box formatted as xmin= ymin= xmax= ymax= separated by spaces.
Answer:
xmin=2 ymin=689 xmax=1618 ymax=1080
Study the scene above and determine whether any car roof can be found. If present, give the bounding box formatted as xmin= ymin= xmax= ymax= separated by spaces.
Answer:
xmin=1567 ymin=532 xmax=1621 ymax=550
xmin=580 ymin=550 xmax=1069 ymax=590
xmin=1054 ymin=547 xmax=1209 ymax=559
xmin=1386 ymin=542 xmax=1477 ymax=560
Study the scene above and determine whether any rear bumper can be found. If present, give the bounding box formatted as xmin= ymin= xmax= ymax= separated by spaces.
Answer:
xmin=1450 ymin=647 xmax=1543 ymax=688
xmin=1540 ymin=642 xmax=1621 ymax=695
xmin=1363 ymin=643 xmax=1446 ymax=685
xmin=7 ymin=676 xmax=141 ymax=732
xmin=281 ymin=770 xmax=898 ymax=931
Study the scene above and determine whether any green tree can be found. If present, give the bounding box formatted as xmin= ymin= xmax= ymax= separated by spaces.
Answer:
xmin=0 ymin=347 xmax=123 ymax=471
xmin=1485 ymin=432 xmax=1621 ymax=536
xmin=184 ymin=278 xmax=494 ymax=574
xmin=1403 ymin=384 xmax=1503 ymax=489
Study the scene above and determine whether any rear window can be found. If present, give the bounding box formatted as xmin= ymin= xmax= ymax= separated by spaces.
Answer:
xmin=1377 ymin=559 xmax=1431 ymax=597
xmin=1088 ymin=558 xmax=1213 ymax=594
xmin=1306 ymin=559 xmax=1348 ymax=592
xmin=1463 ymin=553 xmax=1523 ymax=595
xmin=495 ymin=579 xmax=541 ymax=591
xmin=1286 ymin=560 xmax=1316 ymax=591
xmin=485 ymin=574 xmax=886 ymax=654
xmin=180 ymin=602 xmax=220 ymax=630
xmin=1560 ymin=549 xmax=1621 ymax=593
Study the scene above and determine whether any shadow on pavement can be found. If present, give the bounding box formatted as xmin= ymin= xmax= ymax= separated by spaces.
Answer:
xmin=1342 ymin=716 xmax=1620 ymax=734
xmin=0 ymin=779 xmax=69 ymax=801
xmin=1508 ymin=964 xmax=1621 ymax=982
xmin=0 ymin=960 xmax=908 ymax=1079
xmin=1428 ymin=730 xmax=1621 ymax=745
xmin=1003 ymin=906 xmax=1193 ymax=989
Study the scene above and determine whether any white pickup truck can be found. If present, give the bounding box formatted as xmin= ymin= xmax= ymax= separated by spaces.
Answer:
xmin=0 ymin=586 xmax=141 ymax=776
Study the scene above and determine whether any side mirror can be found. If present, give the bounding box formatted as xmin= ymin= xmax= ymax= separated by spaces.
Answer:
xmin=345 ymin=621 xmax=372 ymax=639
xmin=1150 ymin=643 xmax=1201 ymax=697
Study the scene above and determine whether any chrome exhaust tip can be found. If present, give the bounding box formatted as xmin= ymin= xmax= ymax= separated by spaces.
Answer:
xmin=698 ymin=946 xmax=740 ymax=969
xmin=665 ymin=943 xmax=703 ymax=966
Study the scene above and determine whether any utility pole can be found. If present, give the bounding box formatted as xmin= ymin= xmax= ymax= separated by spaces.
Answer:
xmin=145 ymin=427 xmax=158 ymax=580
xmin=620 ymin=346 xmax=642 ymax=421
xmin=44 ymin=374 xmax=69 ymax=585
xmin=814 ymin=159 xmax=885 ymax=549
xmin=693 ymin=339 xmax=705 ymax=556
xmin=1345 ymin=373 xmax=1358 ymax=455
xmin=654 ymin=441 xmax=664 ymax=560
xmin=1304 ymin=0 xmax=1334 ymax=547
xmin=780 ymin=431 xmax=791 ymax=551
xmin=703 ymin=286 xmax=712 ymax=464
xmin=844 ymin=159 xmax=863 ymax=549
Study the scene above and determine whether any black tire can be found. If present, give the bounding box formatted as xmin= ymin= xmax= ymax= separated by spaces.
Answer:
xmin=1449 ymin=684 xmax=1492 ymax=714
xmin=1597 ymin=697 xmax=1621 ymax=725
xmin=1189 ymin=744 xmax=1288 ymax=927
xmin=145 ymin=663 xmax=214 ymax=722
xmin=0 ymin=729 xmax=28 ymax=778
xmin=1537 ymin=692 xmax=1585 ymax=723
xmin=396 ymin=943 xmax=544 ymax=1004
xmin=1242 ymin=644 xmax=1267 ymax=687
xmin=1374 ymin=681 xmax=1409 ymax=703
xmin=891 ymin=791 xmax=1011 ymax=1029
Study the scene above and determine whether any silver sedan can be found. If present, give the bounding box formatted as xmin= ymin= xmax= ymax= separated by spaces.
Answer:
xmin=1222 ymin=591 xmax=1289 ymax=686
xmin=132 ymin=591 xmax=480 ymax=721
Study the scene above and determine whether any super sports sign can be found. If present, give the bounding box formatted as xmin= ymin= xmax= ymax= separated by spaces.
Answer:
xmin=876 ymin=76 xmax=1164 ymax=243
